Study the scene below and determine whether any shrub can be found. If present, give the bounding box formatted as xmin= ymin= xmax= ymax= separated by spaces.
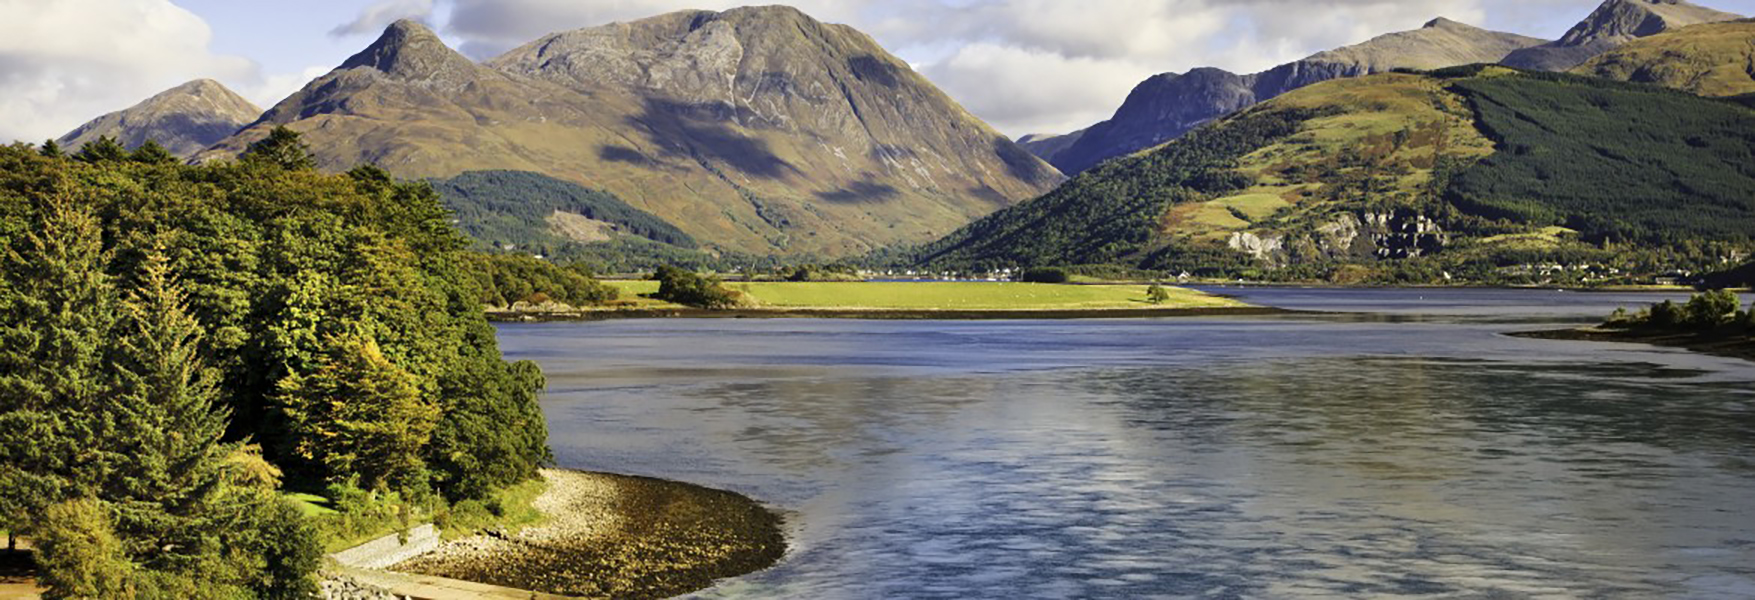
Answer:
xmin=1604 ymin=307 xmax=1636 ymax=329
xmin=1146 ymin=284 xmax=1171 ymax=304
xmin=244 ymin=498 xmax=322 ymax=600
xmin=34 ymin=499 xmax=133 ymax=600
xmin=651 ymin=265 xmax=742 ymax=309
xmin=1018 ymin=267 xmax=1071 ymax=284
xmin=1684 ymin=289 xmax=1739 ymax=328
xmin=1649 ymin=300 xmax=1683 ymax=328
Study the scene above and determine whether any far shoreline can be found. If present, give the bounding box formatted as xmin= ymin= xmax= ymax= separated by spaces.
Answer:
xmin=1511 ymin=328 xmax=1755 ymax=363
xmin=487 ymin=305 xmax=1296 ymax=322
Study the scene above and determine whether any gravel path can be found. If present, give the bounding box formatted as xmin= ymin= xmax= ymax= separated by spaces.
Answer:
xmin=395 ymin=469 xmax=785 ymax=599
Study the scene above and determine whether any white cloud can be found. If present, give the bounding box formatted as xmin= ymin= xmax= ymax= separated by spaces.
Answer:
xmin=0 ymin=0 xmax=257 ymax=143
xmin=331 ymin=0 xmax=437 ymax=38
xmin=922 ymin=44 xmax=1155 ymax=136
xmin=241 ymin=65 xmax=334 ymax=109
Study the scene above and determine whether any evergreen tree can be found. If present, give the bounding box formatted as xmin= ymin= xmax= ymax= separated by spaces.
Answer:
xmin=73 ymin=136 xmax=128 ymax=163
xmin=277 ymin=334 xmax=439 ymax=491
xmin=128 ymin=140 xmax=177 ymax=165
xmin=242 ymin=126 xmax=316 ymax=171
xmin=0 ymin=192 xmax=119 ymax=541
xmin=40 ymin=139 xmax=64 ymax=159
xmin=100 ymin=252 xmax=238 ymax=573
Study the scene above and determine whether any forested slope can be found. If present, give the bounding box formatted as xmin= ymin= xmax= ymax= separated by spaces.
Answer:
xmin=917 ymin=67 xmax=1755 ymax=283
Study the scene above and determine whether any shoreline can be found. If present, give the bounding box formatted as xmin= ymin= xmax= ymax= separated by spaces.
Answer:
xmin=1511 ymin=328 xmax=1755 ymax=363
xmin=488 ymin=305 xmax=1293 ymax=322
xmin=392 ymin=469 xmax=785 ymax=599
xmin=1185 ymin=282 xmax=1699 ymax=293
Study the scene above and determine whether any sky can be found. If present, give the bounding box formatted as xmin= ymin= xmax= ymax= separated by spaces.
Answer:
xmin=3 ymin=0 xmax=1753 ymax=144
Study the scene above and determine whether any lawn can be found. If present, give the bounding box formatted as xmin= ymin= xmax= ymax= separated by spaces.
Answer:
xmin=603 ymin=280 xmax=1244 ymax=310
xmin=284 ymin=492 xmax=337 ymax=517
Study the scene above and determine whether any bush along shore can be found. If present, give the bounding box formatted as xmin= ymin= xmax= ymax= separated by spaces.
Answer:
xmin=1515 ymin=289 xmax=1755 ymax=362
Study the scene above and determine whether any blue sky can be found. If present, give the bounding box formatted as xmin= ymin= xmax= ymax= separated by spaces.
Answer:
xmin=3 ymin=0 xmax=1753 ymax=143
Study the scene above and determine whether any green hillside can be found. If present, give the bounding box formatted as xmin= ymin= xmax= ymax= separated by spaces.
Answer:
xmin=432 ymin=170 xmax=697 ymax=251
xmin=916 ymin=67 xmax=1755 ymax=284
xmin=1573 ymin=19 xmax=1755 ymax=97
xmin=1444 ymin=69 xmax=1755 ymax=242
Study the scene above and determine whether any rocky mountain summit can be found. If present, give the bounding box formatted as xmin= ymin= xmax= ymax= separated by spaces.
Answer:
xmin=1042 ymin=18 xmax=1543 ymax=175
xmin=201 ymin=10 xmax=1061 ymax=257
xmin=57 ymin=79 xmax=261 ymax=157
xmin=1503 ymin=0 xmax=1742 ymax=70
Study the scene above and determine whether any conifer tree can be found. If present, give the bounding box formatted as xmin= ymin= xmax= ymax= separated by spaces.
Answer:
xmin=39 ymin=139 xmax=63 ymax=159
xmin=242 ymin=126 xmax=316 ymax=171
xmin=0 ymin=191 xmax=119 ymax=541
xmin=100 ymin=252 xmax=238 ymax=572
xmin=73 ymin=136 xmax=128 ymax=163
xmin=128 ymin=140 xmax=177 ymax=165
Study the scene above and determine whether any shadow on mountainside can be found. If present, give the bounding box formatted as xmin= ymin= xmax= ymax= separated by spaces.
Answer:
xmin=628 ymin=97 xmax=800 ymax=180
xmin=816 ymin=179 xmax=900 ymax=203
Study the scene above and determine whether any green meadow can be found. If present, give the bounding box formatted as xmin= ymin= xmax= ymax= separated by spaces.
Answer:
xmin=603 ymin=280 xmax=1243 ymax=311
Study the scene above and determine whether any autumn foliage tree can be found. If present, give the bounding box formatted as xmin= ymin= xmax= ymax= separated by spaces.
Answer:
xmin=277 ymin=335 xmax=439 ymax=492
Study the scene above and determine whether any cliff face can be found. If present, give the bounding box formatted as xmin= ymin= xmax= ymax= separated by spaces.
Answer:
xmin=1045 ymin=18 xmax=1543 ymax=175
xmin=203 ymin=11 xmax=1062 ymax=257
xmin=57 ymin=79 xmax=261 ymax=157
xmin=1503 ymin=0 xmax=1743 ymax=70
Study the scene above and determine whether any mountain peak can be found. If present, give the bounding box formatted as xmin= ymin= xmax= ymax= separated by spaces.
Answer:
xmin=57 ymin=79 xmax=261 ymax=158
xmin=1560 ymin=0 xmax=1741 ymax=45
xmin=1503 ymin=0 xmax=1739 ymax=70
xmin=172 ymin=78 xmax=228 ymax=93
xmin=719 ymin=4 xmax=812 ymax=22
xmin=1424 ymin=17 xmax=1465 ymax=29
xmin=339 ymin=18 xmax=473 ymax=79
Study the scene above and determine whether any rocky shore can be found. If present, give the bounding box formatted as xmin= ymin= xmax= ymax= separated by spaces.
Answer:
xmin=394 ymin=469 xmax=785 ymax=599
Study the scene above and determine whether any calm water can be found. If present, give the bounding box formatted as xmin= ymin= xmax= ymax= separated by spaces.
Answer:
xmin=498 ymin=288 xmax=1755 ymax=599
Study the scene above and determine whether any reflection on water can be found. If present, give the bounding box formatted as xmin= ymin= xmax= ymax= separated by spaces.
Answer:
xmin=501 ymin=289 xmax=1755 ymax=598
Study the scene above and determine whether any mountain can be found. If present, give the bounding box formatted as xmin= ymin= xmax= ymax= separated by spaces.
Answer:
xmin=1043 ymin=18 xmax=1544 ymax=175
xmin=1016 ymin=131 xmax=1083 ymax=164
xmin=1573 ymin=19 xmax=1755 ymax=96
xmin=1503 ymin=0 xmax=1742 ymax=71
xmin=57 ymin=79 xmax=261 ymax=157
xmin=916 ymin=66 xmax=1755 ymax=284
xmin=200 ymin=11 xmax=1061 ymax=257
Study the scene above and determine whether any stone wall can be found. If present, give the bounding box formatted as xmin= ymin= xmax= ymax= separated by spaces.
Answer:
xmin=328 ymin=524 xmax=440 ymax=570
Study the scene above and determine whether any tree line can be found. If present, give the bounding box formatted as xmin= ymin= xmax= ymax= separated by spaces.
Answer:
xmin=0 ymin=129 xmax=563 ymax=598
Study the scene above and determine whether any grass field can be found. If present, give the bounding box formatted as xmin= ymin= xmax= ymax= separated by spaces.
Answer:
xmin=603 ymin=281 xmax=1244 ymax=311
xmin=285 ymin=492 xmax=337 ymax=517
